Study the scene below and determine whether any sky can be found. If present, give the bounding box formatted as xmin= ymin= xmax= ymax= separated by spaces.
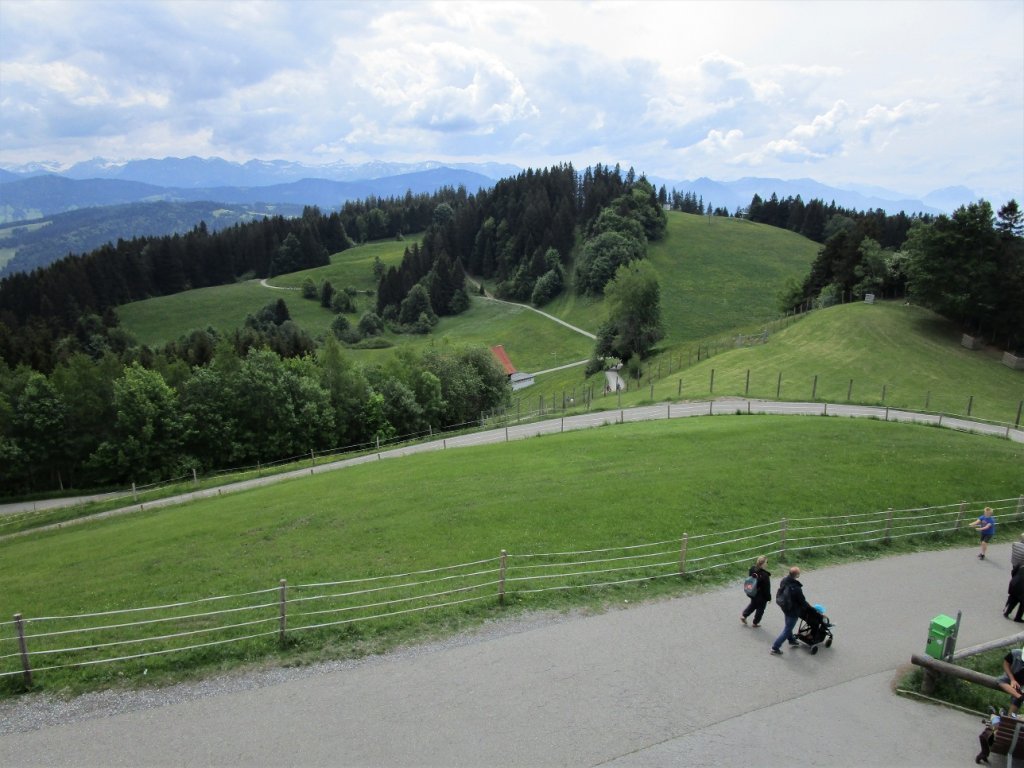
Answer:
xmin=1 ymin=0 xmax=1022 ymax=199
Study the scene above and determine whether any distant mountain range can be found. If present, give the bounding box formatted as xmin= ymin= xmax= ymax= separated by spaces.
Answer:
xmin=0 ymin=155 xmax=990 ymax=278
xmin=0 ymin=165 xmax=503 ymax=223
xmin=0 ymin=156 xmax=521 ymax=188
xmin=0 ymin=155 xmax=987 ymax=220
xmin=645 ymin=175 xmax=974 ymax=218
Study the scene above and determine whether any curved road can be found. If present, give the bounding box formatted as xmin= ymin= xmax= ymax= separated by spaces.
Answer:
xmin=2 ymin=544 xmax=1021 ymax=766
xmin=2 ymin=399 xmax=1019 ymax=534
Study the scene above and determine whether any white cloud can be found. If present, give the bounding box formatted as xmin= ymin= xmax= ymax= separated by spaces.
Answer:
xmin=0 ymin=0 xmax=1020 ymax=198
xmin=355 ymin=42 xmax=537 ymax=135
xmin=692 ymin=129 xmax=745 ymax=156
xmin=857 ymin=100 xmax=939 ymax=139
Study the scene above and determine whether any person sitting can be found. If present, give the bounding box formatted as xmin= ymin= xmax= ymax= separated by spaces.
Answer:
xmin=997 ymin=646 xmax=1024 ymax=716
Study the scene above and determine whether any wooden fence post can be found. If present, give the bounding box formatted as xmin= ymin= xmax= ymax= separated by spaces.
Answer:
xmin=679 ymin=534 xmax=689 ymax=576
xmin=776 ymin=372 xmax=782 ymax=399
xmin=1016 ymin=400 xmax=1022 ymax=428
xmin=278 ymin=579 xmax=287 ymax=645
xmin=499 ymin=550 xmax=508 ymax=605
xmin=13 ymin=613 xmax=32 ymax=688
xmin=966 ymin=395 xmax=974 ymax=417
xmin=780 ymin=518 xmax=788 ymax=560
xmin=745 ymin=369 xmax=750 ymax=396
xmin=885 ymin=508 xmax=893 ymax=543
xmin=955 ymin=500 xmax=967 ymax=530
xmin=812 ymin=374 xmax=818 ymax=400
xmin=847 ymin=379 xmax=853 ymax=402
xmin=1017 ymin=495 xmax=1024 ymax=522
xmin=710 ymin=368 xmax=715 ymax=393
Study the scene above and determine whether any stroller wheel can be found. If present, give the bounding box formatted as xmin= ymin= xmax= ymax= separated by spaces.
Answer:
xmin=825 ymin=637 xmax=833 ymax=648
xmin=810 ymin=645 xmax=819 ymax=655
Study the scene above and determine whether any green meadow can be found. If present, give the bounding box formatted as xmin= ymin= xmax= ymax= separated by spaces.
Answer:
xmin=118 ymin=212 xmax=819 ymax=366
xmin=644 ymin=301 xmax=1024 ymax=425
xmin=2 ymin=416 xmax=1021 ymax=694
xmin=8 ymin=209 xmax=1021 ymax=696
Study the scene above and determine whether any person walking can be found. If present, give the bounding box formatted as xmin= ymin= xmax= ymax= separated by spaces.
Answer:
xmin=770 ymin=566 xmax=808 ymax=656
xmin=1005 ymin=566 xmax=1024 ymax=622
xmin=970 ymin=507 xmax=997 ymax=560
xmin=740 ymin=555 xmax=771 ymax=627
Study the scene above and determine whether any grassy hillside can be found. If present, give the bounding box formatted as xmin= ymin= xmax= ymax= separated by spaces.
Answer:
xmin=640 ymin=300 xmax=1024 ymax=424
xmin=117 ymin=212 xmax=819 ymax=365
xmin=541 ymin=212 xmax=820 ymax=341
xmin=117 ymin=239 xmax=410 ymax=346
xmin=2 ymin=416 xmax=1021 ymax=693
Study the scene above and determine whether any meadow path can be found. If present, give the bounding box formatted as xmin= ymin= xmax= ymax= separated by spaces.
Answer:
xmin=2 ymin=544 xmax=1021 ymax=766
xmin=1 ymin=400 xmax=1020 ymax=533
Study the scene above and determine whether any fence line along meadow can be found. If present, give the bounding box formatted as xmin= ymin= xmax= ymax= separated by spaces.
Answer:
xmin=3 ymin=495 xmax=1022 ymax=690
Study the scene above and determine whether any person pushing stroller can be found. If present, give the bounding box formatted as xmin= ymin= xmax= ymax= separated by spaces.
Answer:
xmin=771 ymin=566 xmax=808 ymax=655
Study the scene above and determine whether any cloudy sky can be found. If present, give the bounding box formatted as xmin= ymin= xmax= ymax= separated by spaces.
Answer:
xmin=1 ymin=0 xmax=1022 ymax=199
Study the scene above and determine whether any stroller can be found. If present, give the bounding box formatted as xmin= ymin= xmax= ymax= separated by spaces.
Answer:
xmin=795 ymin=603 xmax=834 ymax=654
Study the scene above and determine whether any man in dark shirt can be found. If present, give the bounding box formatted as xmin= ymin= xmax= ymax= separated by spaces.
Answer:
xmin=770 ymin=566 xmax=808 ymax=656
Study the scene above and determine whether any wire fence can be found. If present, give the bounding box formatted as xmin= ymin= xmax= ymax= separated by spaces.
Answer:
xmin=3 ymin=494 xmax=1021 ymax=688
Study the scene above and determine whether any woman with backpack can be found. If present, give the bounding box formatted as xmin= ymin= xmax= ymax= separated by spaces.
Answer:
xmin=740 ymin=555 xmax=771 ymax=627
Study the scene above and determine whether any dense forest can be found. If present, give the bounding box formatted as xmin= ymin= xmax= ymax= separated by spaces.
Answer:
xmin=0 ymin=162 xmax=1019 ymax=496
xmin=0 ymin=164 xmax=667 ymax=494
xmin=745 ymin=194 xmax=1024 ymax=349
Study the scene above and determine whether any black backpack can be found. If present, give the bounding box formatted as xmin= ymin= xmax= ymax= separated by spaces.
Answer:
xmin=775 ymin=581 xmax=793 ymax=612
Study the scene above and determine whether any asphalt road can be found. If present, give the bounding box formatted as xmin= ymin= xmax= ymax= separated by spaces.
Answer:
xmin=2 ymin=543 xmax=1022 ymax=767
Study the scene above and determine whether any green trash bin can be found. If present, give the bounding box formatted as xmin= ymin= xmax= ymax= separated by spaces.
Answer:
xmin=925 ymin=614 xmax=957 ymax=659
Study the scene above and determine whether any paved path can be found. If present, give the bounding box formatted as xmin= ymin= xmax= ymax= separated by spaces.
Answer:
xmin=2 ymin=544 xmax=1021 ymax=766
xmin=258 ymin=278 xmax=298 ymax=290
xmin=3 ymin=400 xmax=1020 ymax=536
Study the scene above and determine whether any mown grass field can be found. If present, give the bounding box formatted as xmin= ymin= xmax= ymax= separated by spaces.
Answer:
xmin=515 ymin=299 xmax=1023 ymax=424
xmin=640 ymin=301 xmax=1024 ymax=424
xmin=2 ymin=416 xmax=1022 ymax=694
xmin=539 ymin=211 xmax=819 ymax=341
xmin=117 ymin=239 xmax=415 ymax=347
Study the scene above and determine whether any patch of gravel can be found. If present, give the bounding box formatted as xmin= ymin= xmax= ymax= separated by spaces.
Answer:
xmin=0 ymin=608 xmax=590 ymax=735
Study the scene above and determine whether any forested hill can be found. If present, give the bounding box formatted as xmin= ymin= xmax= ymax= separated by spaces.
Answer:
xmin=0 ymin=164 xmax=665 ymax=371
xmin=0 ymin=187 xmax=466 ymax=370
xmin=0 ymin=201 xmax=306 ymax=278
xmin=3 ymin=161 xmax=1020 ymax=376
